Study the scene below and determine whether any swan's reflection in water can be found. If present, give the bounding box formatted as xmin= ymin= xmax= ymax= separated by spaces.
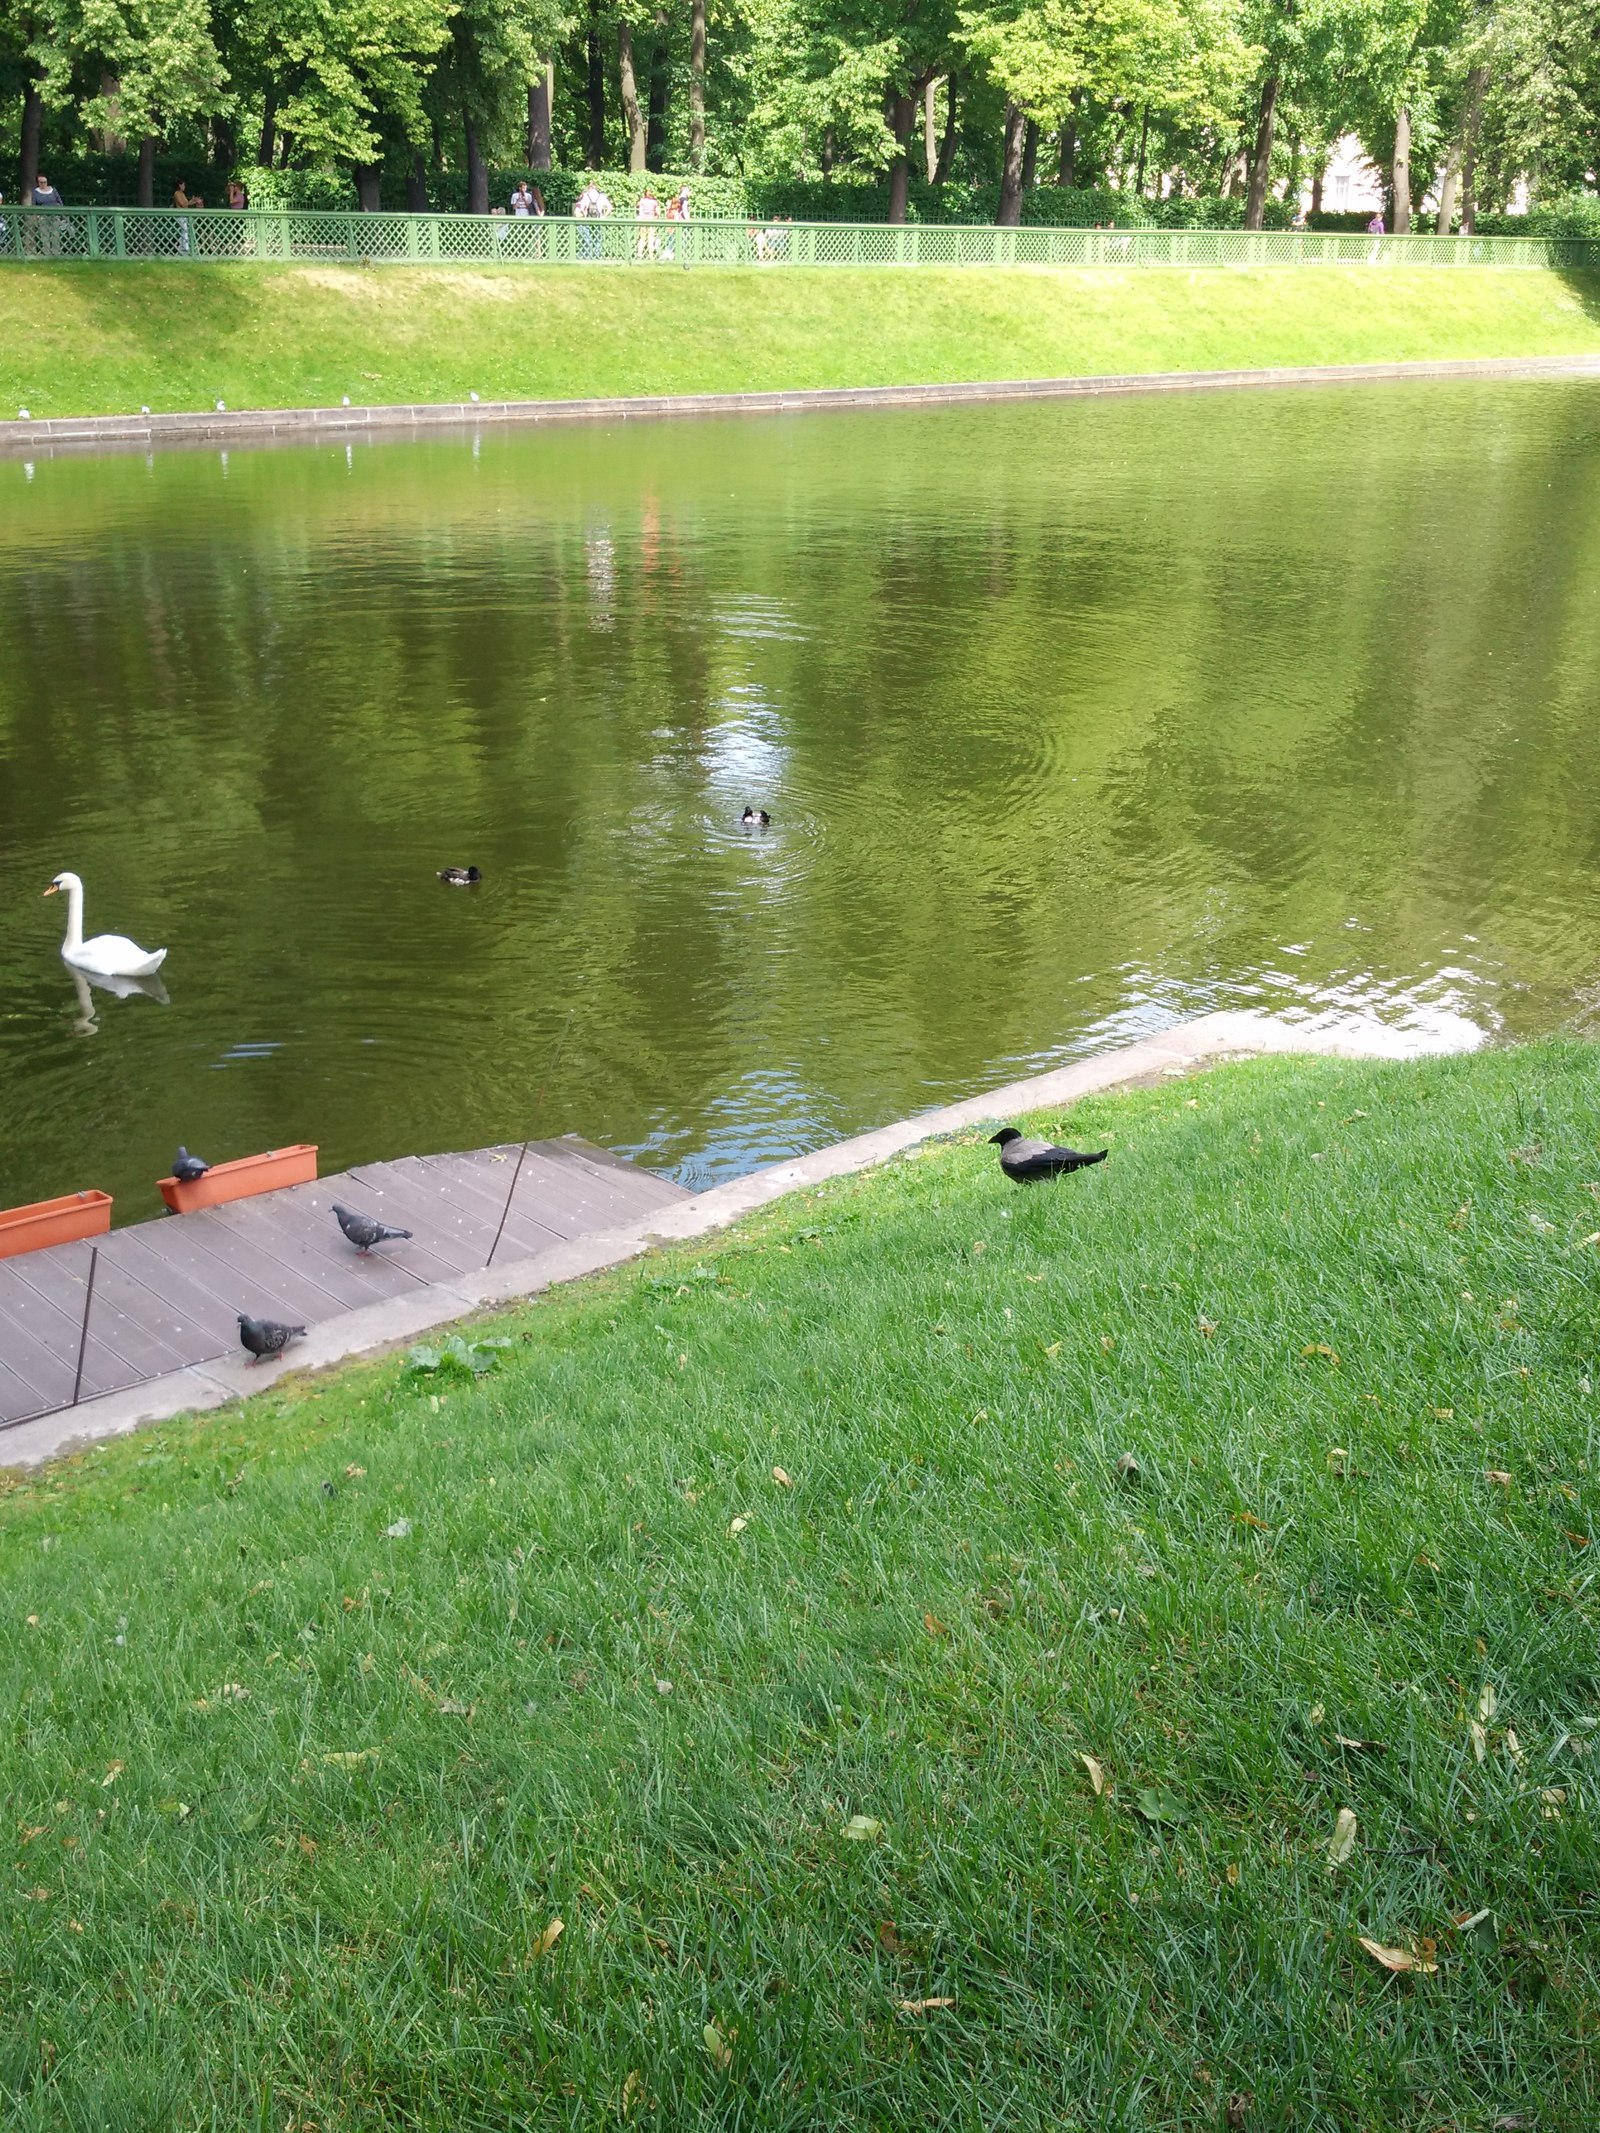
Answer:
xmin=67 ymin=964 xmax=171 ymax=1035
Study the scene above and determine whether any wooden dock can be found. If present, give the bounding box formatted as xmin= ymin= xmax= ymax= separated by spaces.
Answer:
xmin=0 ymin=1140 xmax=689 ymax=1431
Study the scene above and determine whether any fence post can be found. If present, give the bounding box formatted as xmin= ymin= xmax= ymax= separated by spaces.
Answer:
xmin=345 ymin=213 xmax=358 ymax=262
xmin=86 ymin=210 xmax=101 ymax=259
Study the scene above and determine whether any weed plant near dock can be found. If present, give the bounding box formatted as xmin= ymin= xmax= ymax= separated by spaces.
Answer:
xmin=0 ymin=1044 xmax=1596 ymax=2128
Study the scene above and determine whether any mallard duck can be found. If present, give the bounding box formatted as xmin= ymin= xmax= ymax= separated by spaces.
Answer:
xmin=741 ymin=808 xmax=771 ymax=828
xmin=437 ymin=865 xmax=482 ymax=886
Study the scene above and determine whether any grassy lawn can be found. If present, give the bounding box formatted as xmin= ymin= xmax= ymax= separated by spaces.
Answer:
xmin=1 ymin=262 xmax=1598 ymax=418
xmin=1 ymin=1042 xmax=1597 ymax=2128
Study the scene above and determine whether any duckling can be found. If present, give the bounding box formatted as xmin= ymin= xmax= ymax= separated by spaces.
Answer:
xmin=741 ymin=808 xmax=771 ymax=828
xmin=437 ymin=865 xmax=482 ymax=886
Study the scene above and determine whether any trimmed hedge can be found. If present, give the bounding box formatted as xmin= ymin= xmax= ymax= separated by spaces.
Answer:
xmin=13 ymin=150 xmax=1590 ymax=238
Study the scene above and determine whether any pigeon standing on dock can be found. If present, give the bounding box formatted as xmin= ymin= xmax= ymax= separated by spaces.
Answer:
xmin=332 ymin=1202 xmax=414 ymax=1254
xmin=238 ymin=1314 xmax=306 ymax=1364
xmin=172 ymin=1147 xmax=210 ymax=1182
xmin=989 ymin=1127 xmax=1108 ymax=1183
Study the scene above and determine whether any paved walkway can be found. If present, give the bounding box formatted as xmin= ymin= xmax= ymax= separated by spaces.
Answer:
xmin=8 ymin=355 xmax=1600 ymax=457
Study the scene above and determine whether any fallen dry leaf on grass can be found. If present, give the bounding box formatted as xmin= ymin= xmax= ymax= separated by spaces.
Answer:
xmin=101 ymin=1762 xmax=124 ymax=1787
xmin=531 ymin=1918 xmax=564 ymax=1958
xmin=1358 ymin=1936 xmax=1437 ymax=1975
xmin=876 ymin=1920 xmax=905 ymax=1954
xmin=322 ymin=1749 xmax=379 ymax=1768
xmin=895 ymin=1997 xmax=955 ymax=2014
xmin=1226 ymin=2094 xmax=1253 ymax=2130
xmin=771 ymin=1467 xmax=792 ymax=1488
xmin=1080 ymin=1753 xmax=1107 ymax=1796
xmin=1486 ymin=1470 xmax=1513 ymax=1486
xmin=727 ymin=1515 xmax=748 ymax=1537
xmin=1326 ymin=1447 xmax=1350 ymax=1476
xmin=1328 ymin=1808 xmax=1358 ymax=1865
xmin=1233 ymin=1511 xmax=1271 ymax=1532
xmin=843 ymin=1815 xmax=883 ymax=1841
xmin=1479 ymin=1684 xmax=1498 ymax=1724
xmin=1301 ymin=1343 xmax=1340 ymax=1366
xmin=621 ymin=2070 xmax=644 ymax=2114
xmin=922 ymin=1613 xmax=947 ymax=1638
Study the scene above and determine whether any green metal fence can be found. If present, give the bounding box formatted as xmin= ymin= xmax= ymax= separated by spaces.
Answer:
xmin=2 ymin=204 xmax=1597 ymax=271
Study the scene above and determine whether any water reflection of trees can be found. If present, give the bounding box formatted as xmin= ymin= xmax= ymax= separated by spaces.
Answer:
xmin=1 ymin=386 xmax=1598 ymax=1207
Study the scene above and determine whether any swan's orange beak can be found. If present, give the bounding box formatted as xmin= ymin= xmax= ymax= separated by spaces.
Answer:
xmin=42 ymin=884 xmax=59 ymax=897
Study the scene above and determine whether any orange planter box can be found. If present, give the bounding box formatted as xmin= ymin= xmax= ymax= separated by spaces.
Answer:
xmin=0 ymin=1190 xmax=113 ymax=1260
xmin=158 ymin=1145 xmax=318 ymax=1214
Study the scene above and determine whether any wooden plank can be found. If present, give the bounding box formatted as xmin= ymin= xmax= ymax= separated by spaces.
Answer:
xmin=335 ymin=1163 xmax=502 ymax=1270
xmin=346 ymin=1158 xmax=567 ymax=1264
xmin=5 ymin=1241 xmax=214 ymax=1378
xmin=0 ymin=1286 xmax=111 ymax=1409
xmin=116 ymin=1210 xmax=353 ymax=1327
xmin=289 ymin=1176 xmax=476 ymax=1287
xmin=198 ymin=1187 xmax=435 ymax=1309
xmin=0 ymin=1136 xmax=696 ymax=1424
xmin=551 ymin=1137 xmax=690 ymax=1204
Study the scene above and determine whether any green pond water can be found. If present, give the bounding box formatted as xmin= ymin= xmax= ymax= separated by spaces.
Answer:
xmin=2 ymin=381 xmax=1599 ymax=1221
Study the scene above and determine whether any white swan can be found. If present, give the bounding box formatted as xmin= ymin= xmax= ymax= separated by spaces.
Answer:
xmin=44 ymin=871 xmax=166 ymax=978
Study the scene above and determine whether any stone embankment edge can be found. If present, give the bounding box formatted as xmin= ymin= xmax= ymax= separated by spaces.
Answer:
xmin=0 ymin=1010 xmax=1466 ymax=1469
xmin=8 ymin=354 xmax=1600 ymax=455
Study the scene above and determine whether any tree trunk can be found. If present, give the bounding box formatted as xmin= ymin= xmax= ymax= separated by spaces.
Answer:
xmin=996 ymin=100 xmax=1026 ymax=226
xmin=689 ymin=0 xmax=707 ymax=168
xmin=406 ymin=153 xmax=429 ymax=211
xmin=618 ymin=23 xmax=647 ymax=174
xmin=21 ymin=79 xmax=44 ymax=201
xmin=527 ymin=64 xmax=552 ymax=169
xmin=137 ymin=134 xmax=156 ymax=208
xmin=96 ymin=71 xmax=127 ymax=155
xmin=1392 ymin=104 xmax=1412 ymax=233
xmin=935 ymin=76 xmax=958 ymax=181
xmin=1132 ymin=106 xmax=1149 ymax=194
xmin=885 ymin=91 xmax=915 ymax=222
xmin=924 ymin=80 xmax=938 ymax=184
xmin=586 ymin=17 xmax=608 ymax=166
xmin=821 ymin=127 xmax=835 ymax=176
xmin=464 ymin=109 xmax=488 ymax=213
xmin=1021 ymin=117 xmax=1038 ymax=193
xmin=647 ymin=12 xmax=671 ymax=168
xmin=1243 ymin=75 xmax=1278 ymax=229
xmin=1457 ymin=65 xmax=1488 ymax=234
xmin=355 ymin=164 xmax=382 ymax=211
xmin=257 ymin=88 xmax=277 ymax=167
xmin=1309 ymin=163 xmax=1323 ymax=217
xmin=1057 ymin=87 xmax=1080 ymax=185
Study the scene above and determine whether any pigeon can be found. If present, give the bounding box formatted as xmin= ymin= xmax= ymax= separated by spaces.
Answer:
xmin=989 ymin=1127 xmax=1108 ymax=1183
xmin=238 ymin=1313 xmax=306 ymax=1364
xmin=332 ymin=1202 xmax=413 ymax=1254
xmin=438 ymin=865 xmax=481 ymax=886
xmin=172 ymin=1146 xmax=210 ymax=1182
xmin=741 ymin=807 xmax=771 ymax=827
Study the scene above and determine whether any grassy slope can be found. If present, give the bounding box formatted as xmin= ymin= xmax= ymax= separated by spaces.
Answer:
xmin=0 ymin=1043 xmax=1597 ymax=2128
xmin=2 ymin=263 xmax=1599 ymax=418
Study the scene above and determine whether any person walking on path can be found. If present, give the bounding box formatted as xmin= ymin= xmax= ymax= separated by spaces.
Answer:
xmin=28 ymin=171 xmax=64 ymax=255
xmin=634 ymin=180 xmax=662 ymax=257
xmin=574 ymin=177 xmax=612 ymax=259
xmin=172 ymin=177 xmax=204 ymax=254
xmin=1366 ymin=209 xmax=1385 ymax=262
